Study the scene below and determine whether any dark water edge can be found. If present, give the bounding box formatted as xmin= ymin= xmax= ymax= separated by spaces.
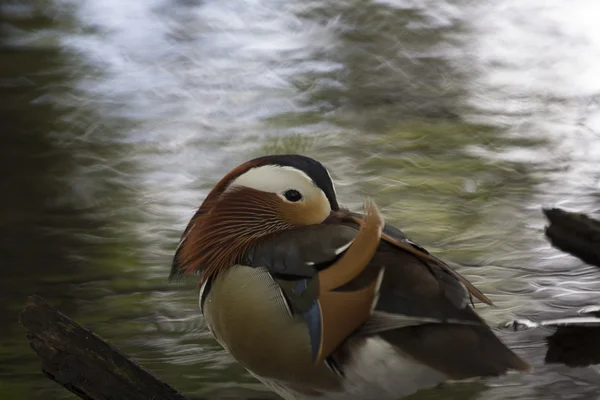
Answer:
xmin=1 ymin=1 xmax=600 ymax=399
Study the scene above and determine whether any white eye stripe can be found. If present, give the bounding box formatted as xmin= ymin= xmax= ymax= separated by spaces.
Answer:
xmin=229 ymin=165 xmax=315 ymax=195
xmin=226 ymin=163 xmax=333 ymax=221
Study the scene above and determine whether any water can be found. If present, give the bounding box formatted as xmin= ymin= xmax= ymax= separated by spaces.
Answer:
xmin=1 ymin=0 xmax=599 ymax=399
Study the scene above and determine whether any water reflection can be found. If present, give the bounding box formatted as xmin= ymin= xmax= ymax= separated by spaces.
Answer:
xmin=0 ymin=42 xmax=110 ymax=399
xmin=1 ymin=0 xmax=599 ymax=399
xmin=292 ymin=0 xmax=467 ymax=120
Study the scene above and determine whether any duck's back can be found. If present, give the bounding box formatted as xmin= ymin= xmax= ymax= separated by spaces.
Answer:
xmin=206 ymin=220 xmax=530 ymax=399
xmin=359 ymin=239 xmax=530 ymax=379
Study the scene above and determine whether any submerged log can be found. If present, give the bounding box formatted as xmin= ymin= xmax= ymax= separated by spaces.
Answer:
xmin=19 ymin=295 xmax=188 ymax=400
xmin=545 ymin=324 xmax=600 ymax=367
xmin=543 ymin=208 xmax=600 ymax=268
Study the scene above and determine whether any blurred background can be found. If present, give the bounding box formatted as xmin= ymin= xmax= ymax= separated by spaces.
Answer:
xmin=1 ymin=0 xmax=600 ymax=399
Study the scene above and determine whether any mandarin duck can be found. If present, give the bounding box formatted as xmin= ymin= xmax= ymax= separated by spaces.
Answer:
xmin=170 ymin=154 xmax=531 ymax=400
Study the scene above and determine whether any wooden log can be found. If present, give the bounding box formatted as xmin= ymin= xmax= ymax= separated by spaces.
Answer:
xmin=19 ymin=295 xmax=188 ymax=400
xmin=543 ymin=208 xmax=600 ymax=268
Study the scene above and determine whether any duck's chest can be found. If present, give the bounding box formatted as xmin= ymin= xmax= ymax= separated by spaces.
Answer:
xmin=201 ymin=265 xmax=341 ymax=392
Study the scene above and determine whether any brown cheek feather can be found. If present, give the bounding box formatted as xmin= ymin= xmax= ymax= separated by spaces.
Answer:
xmin=176 ymin=188 xmax=292 ymax=283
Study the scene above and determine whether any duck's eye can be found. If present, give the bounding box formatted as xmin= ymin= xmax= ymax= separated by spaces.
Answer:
xmin=283 ymin=189 xmax=303 ymax=202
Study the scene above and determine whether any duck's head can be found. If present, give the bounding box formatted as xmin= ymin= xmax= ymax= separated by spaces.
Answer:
xmin=170 ymin=154 xmax=340 ymax=282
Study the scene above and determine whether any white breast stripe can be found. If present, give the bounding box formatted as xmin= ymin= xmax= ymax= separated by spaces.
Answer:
xmin=198 ymin=278 xmax=209 ymax=315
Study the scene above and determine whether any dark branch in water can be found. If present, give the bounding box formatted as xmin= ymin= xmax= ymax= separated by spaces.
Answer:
xmin=545 ymin=325 xmax=600 ymax=367
xmin=19 ymin=295 xmax=188 ymax=400
xmin=543 ymin=207 xmax=600 ymax=268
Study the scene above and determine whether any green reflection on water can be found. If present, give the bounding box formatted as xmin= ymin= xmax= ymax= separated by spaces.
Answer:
xmin=0 ymin=1 xmax=563 ymax=400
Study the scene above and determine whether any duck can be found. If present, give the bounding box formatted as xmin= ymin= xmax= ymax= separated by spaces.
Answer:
xmin=169 ymin=154 xmax=531 ymax=400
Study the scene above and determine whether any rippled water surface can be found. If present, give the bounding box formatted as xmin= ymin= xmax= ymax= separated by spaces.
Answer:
xmin=2 ymin=0 xmax=600 ymax=399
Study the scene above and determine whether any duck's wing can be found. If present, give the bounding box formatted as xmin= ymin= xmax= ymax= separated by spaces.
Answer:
xmin=326 ymin=213 xmax=486 ymax=330
xmin=346 ymin=211 xmax=493 ymax=306
xmin=353 ymin=236 xmax=532 ymax=378
xmin=337 ymin=211 xmax=531 ymax=378
xmin=241 ymin=201 xmax=486 ymax=364
xmin=242 ymin=201 xmax=385 ymax=365
xmin=245 ymin=209 xmax=531 ymax=377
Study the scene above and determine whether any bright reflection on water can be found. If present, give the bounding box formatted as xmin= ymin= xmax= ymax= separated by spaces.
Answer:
xmin=1 ymin=0 xmax=600 ymax=399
